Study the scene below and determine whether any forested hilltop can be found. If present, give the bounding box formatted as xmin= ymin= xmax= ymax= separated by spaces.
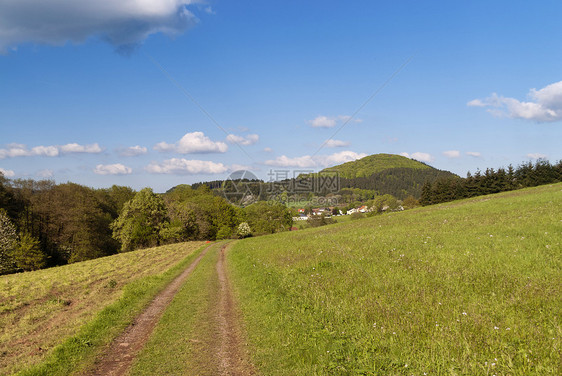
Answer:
xmin=186 ymin=154 xmax=457 ymax=201
xmin=0 ymin=178 xmax=291 ymax=275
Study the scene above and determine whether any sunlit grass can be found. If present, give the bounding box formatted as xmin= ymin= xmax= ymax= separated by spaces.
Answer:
xmin=229 ymin=184 xmax=562 ymax=375
xmin=0 ymin=241 xmax=205 ymax=375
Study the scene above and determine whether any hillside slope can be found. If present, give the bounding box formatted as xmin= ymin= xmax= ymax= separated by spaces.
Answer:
xmin=228 ymin=183 xmax=562 ymax=374
xmin=320 ymin=153 xmax=432 ymax=179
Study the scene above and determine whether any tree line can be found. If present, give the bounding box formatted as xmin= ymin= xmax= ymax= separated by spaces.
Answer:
xmin=0 ymin=177 xmax=292 ymax=275
xmin=420 ymin=159 xmax=562 ymax=206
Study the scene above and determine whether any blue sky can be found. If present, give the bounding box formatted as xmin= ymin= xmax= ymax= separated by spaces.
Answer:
xmin=1 ymin=0 xmax=561 ymax=192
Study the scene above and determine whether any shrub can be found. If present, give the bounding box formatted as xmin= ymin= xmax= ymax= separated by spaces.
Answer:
xmin=236 ymin=222 xmax=252 ymax=239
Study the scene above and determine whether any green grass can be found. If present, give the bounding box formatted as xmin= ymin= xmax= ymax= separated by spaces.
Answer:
xmin=130 ymin=243 xmax=222 ymax=376
xmin=228 ymin=184 xmax=562 ymax=375
xmin=1 ymin=241 xmax=206 ymax=376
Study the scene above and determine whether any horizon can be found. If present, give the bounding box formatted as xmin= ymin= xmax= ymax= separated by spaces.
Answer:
xmin=1 ymin=1 xmax=561 ymax=192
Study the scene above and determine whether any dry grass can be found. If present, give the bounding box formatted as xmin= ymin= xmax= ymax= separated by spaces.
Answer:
xmin=0 ymin=241 xmax=205 ymax=375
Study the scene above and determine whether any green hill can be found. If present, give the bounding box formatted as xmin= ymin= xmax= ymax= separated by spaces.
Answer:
xmin=316 ymin=153 xmax=458 ymax=199
xmin=320 ymin=153 xmax=433 ymax=179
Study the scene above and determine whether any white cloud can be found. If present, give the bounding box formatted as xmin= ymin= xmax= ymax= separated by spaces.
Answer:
xmin=37 ymin=169 xmax=54 ymax=178
xmin=466 ymin=151 xmax=482 ymax=158
xmin=324 ymin=139 xmax=351 ymax=148
xmin=154 ymin=132 xmax=228 ymax=154
xmin=526 ymin=153 xmax=547 ymax=160
xmin=146 ymin=158 xmax=228 ymax=175
xmin=443 ymin=150 xmax=460 ymax=158
xmin=0 ymin=168 xmax=15 ymax=177
xmin=0 ymin=1 xmax=199 ymax=53
xmin=308 ymin=115 xmax=362 ymax=128
xmin=468 ymin=81 xmax=562 ymax=122
xmin=0 ymin=142 xmax=102 ymax=159
xmin=265 ymin=150 xmax=367 ymax=168
xmin=94 ymin=164 xmax=132 ymax=175
xmin=59 ymin=143 xmax=103 ymax=154
xmin=400 ymin=152 xmax=434 ymax=163
xmin=265 ymin=155 xmax=317 ymax=168
xmin=226 ymin=134 xmax=259 ymax=146
xmin=263 ymin=147 xmax=273 ymax=153
xmin=120 ymin=145 xmax=148 ymax=157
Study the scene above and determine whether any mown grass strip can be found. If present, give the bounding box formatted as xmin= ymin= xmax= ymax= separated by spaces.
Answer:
xmin=228 ymin=184 xmax=562 ymax=375
xmin=16 ymin=242 xmax=212 ymax=376
xmin=130 ymin=243 xmax=222 ymax=376
xmin=1 ymin=241 xmax=205 ymax=375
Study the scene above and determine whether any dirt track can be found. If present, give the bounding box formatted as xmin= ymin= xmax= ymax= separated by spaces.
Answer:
xmin=215 ymin=243 xmax=256 ymax=375
xmin=84 ymin=242 xmax=255 ymax=376
xmin=85 ymin=244 xmax=213 ymax=376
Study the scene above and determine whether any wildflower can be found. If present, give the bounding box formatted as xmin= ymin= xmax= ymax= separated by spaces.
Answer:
xmin=462 ymin=312 xmax=467 ymax=316
xmin=494 ymin=326 xmax=499 ymax=330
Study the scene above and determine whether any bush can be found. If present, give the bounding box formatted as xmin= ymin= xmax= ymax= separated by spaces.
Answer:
xmin=236 ymin=222 xmax=252 ymax=239
xmin=216 ymin=226 xmax=233 ymax=240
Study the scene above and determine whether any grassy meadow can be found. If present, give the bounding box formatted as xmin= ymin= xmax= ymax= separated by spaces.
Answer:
xmin=0 ymin=241 xmax=206 ymax=375
xmin=228 ymin=184 xmax=562 ymax=375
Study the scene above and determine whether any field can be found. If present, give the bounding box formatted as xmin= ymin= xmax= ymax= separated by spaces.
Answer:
xmin=0 ymin=241 xmax=205 ymax=375
xmin=228 ymin=184 xmax=562 ymax=375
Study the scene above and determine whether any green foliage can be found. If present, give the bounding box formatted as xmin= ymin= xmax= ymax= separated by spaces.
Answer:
xmin=111 ymin=188 xmax=168 ymax=252
xmin=243 ymin=201 xmax=292 ymax=235
xmin=369 ymin=194 xmax=399 ymax=213
xmin=402 ymin=195 xmax=420 ymax=209
xmin=215 ymin=225 xmax=232 ymax=240
xmin=307 ymin=214 xmax=335 ymax=228
xmin=0 ymin=209 xmax=17 ymax=274
xmin=236 ymin=222 xmax=252 ymax=238
xmin=13 ymin=233 xmax=47 ymax=271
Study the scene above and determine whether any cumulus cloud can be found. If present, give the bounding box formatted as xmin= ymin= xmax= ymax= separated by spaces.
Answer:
xmin=466 ymin=151 xmax=482 ymax=158
xmin=324 ymin=139 xmax=351 ymax=148
xmin=120 ymin=145 xmax=148 ymax=157
xmin=468 ymin=81 xmax=562 ymax=122
xmin=226 ymin=134 xmax=259 ymax=146
xmin=0 ymin=142 xmax=102 ymax=159
xmin=154 ymin=132 xmax=228 ymax=154
xmin=0 ymin=0 xmax=200 ymax=53
xmin=0 ymin=168 xmax=15 ymax=177
xmin=443 ymin=150 xmax=460 ymax=158
xmin=265 ymin=150 xmax=367 ymax=168
xmin=146 ymin=158 xmax=228 ymax=175
xmin=94 ymin=164 xmax=132 ymax=175
xmin=400 ymin=152 xmax=434 ymax=163
xmin=526 ymin=153 xmax=547 ymax=160
xmin=308 ymin=115 xmax=362 ymax=128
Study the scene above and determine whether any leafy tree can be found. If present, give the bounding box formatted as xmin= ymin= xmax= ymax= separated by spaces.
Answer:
xmin=370 ymin=194 xmax=399 ymax=213
xmin=244 ymin=202 xmax=292 ymax=235
xmin=0 ymin=209 xmax=17 ymax=274
xmin=307 ymin=214 xmax=335 ymax=228
xmin=111 ymin=188 xmax=168 ymax=252
xmin=13 ymin=233 xmax=46 ymax=271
